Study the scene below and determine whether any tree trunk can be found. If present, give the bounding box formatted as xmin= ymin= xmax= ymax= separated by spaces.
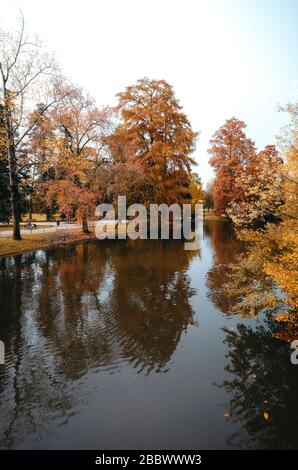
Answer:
xmin=82 ymin=216 xmax=90 ymax=234
xmin=3 ymin=91 xmax=22 ymax=240
xmin=7 ymin=143 xmax=21 ymax=240
xmin=28 ymin=196 xmax=32 ymax=221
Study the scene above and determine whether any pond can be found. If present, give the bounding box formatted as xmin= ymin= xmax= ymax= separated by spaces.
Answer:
xmin=0 ymin=221 xmax=297 ymax=449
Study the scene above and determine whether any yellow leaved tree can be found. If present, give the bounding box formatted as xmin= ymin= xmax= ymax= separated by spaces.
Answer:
xmin=223 ymin=103 xmax=298 ymax=340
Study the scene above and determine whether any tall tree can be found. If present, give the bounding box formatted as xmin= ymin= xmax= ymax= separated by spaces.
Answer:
xmin=41 ymin=86 xmax=111 ymax=232
xmin=25 ymin=104 xmax=57 ymax=219
xmin=112 ymin=78 xmax=198 ymax=204
xmin=0 ymin=14 xmax=61 ymax=239
xmin=208 ymin=117 xmax=256 ymax=215
xmin=0 ymin=104 xmax=10 ymax=222
xmin=203 ymin=180 xmax=214 ymax=211
xmin=188 ymin=173 xmax=203 ymax=214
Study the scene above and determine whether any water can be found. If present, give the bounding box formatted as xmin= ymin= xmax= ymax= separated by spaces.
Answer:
xmin=0 ymin=221 xmax=297 ymax=450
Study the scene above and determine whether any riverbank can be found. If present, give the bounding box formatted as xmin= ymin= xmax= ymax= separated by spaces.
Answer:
xmin=0 ymin=229 xmax=98 ymax=257
xmin=0 ymin=224 xmax=53 ymax=232
xmin=0 ymin=215 xmax=226 ymax=257
xmin=203 ymin=211 xmax=225 ymax=221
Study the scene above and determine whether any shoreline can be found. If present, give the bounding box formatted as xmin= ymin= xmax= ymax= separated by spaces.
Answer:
xmin=0 ymin=230 xmax=98 ymax=258
xmin=203 ymin=212 xmax=225 ymax=221
xmin=0 ymin=215 xmax=226 ymax=257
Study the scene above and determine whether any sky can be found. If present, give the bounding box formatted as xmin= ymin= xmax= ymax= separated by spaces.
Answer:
xmin=1 ymin=0 xmax=298 ymax=186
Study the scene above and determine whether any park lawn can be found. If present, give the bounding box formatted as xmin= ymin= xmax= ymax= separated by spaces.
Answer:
xmin=0 ymin=234 xmax=51 ymax=256
xmin=0 ymin=224 xmax=53 ymax=232
xmin=0 ymin=229 xmax=97 ymax=257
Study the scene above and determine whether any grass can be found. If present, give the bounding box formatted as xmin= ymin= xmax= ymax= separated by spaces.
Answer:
xmin=0 ymin=229 xmax=97 ymax=257
xmin=0 ymin=224 xmax=53 ymax=232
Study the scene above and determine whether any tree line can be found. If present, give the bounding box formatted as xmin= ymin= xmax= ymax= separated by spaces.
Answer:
xmin=0 ymin=15 xmax=204 ymax=240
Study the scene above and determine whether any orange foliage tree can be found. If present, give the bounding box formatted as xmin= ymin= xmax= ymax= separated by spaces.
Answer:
xmin=227 ymin=144 xmax=283 ymax=225
xmin=34 ymin=85 xmax=111 ymax=232
xmin=112 ymin=78 xmax=198 ymax=204
xmin=208 ymin=117 xmax=256 ymax=215
xmin=220 ymin=104 xmax=298 ymax=338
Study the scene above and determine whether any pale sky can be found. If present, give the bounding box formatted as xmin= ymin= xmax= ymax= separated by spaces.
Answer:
xmin=2 ymin=0 xmax=298 ymax=186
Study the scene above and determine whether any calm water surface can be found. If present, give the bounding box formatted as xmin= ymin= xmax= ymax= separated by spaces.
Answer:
xmin=0 ymin=221 xmax=297 ymax=449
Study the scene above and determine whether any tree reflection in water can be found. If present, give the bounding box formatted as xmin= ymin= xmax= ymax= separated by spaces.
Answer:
xmin=218 ymin=320 xmax=298 ymax=450
xmin=0 ymin=239 xmax=197 ymax=448
xmin=205 ymin=221 xmax=243 ymax=315
xmin=204 ymin=222 xmax=298 ymax=449
xmin=2 ymin=221 xmax=295 ymax=450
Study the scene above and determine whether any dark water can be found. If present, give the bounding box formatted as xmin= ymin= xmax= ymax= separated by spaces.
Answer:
xmin=0 ymin=221 xmax=297 ymax=450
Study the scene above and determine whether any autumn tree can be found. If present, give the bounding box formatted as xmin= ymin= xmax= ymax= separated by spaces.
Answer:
xmin=24 ymin=104 xmax=57 ymax=219
xmin=39 ymin=86 xmax=111 ymax=232
xmin=278 ymin=102 xmax=298 ymax=223
xmin=208 ymin=118 xmax=256 ymax=215
xmin=188 ymin=173 xmax=203 ymax=214
xmin=0 ymin=13 xmax=62 ymax=239
xmin=103 ymin=124 xmax=155 ymax=207
xmin=221 ymin=104 xmax=298 ymax=337
xmin=227 ymin=145 xmax=283 ymax=226
xmin=268 ymin=102 xmax=298 ymax=328
xmin=112 ymin=78 xmax=198 ymax=204
xmin=203 ymin=180 xmax=214 ymax=211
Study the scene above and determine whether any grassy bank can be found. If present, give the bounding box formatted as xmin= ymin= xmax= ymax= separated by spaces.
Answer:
xmin=0 ymin=216 xmax=225 ymax=257
xmin=0 ymin=224 xmax=53 ymax=232
xmin=0 ymin=230 xmax=97 ymax=257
